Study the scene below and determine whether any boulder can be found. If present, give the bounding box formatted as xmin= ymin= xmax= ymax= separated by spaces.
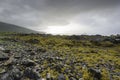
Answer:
xmin=26 ymin=39 xmax=39 ymax=44
xmin=24 ymin=68 xmax=41 ymax=80
xmin=88 ymin=68 xmax=102 ymax=80
xmin=35 ymin=48 xmax=46 ymax=53
xmin=0 ymin=52 xmax=9 ymax=61
xmin=3 ymin=50 xmax=10 ymax=53
xmin=21 ymin=59 xmax=36 ymax=67
xmin=0 ymin=67 xmax=23 ymax=80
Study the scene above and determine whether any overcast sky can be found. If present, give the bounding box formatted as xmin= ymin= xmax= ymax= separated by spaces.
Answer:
xmin=0 ymin=0 xmax=120 ymax=35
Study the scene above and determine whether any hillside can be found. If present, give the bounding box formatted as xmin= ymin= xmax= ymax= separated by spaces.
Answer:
xmin=0 ymin=22 xmax=38 ymax=33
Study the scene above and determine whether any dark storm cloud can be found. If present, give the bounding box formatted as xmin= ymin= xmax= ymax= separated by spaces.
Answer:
xmin=46 ymin=0 xmax=120 ymax=9
xmin=0 ymin=0 xmax=120 ymax=35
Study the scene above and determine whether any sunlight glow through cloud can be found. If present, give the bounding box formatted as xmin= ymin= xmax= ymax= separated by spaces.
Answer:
xmin=43 ymin=23 xmax=88 ymax=35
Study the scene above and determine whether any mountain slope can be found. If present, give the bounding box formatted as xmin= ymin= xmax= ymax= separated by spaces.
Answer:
xmin=0 ymin=22 xmax=38 ymax=33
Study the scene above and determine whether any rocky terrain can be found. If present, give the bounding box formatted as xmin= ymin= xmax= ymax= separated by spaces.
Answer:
xmin=0 ymin=33 xmax=120 ymax=80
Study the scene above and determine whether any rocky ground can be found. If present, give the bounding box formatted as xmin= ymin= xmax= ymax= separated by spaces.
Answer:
xmin=0 ymin=33 xmax=120 ymax=80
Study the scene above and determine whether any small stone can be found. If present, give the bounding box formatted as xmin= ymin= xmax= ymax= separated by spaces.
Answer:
xmin=14 ymin=53 xmax=22 ymax=59
xmin=0 ymin=68 xmax=6 ymax=74
xmin=0 ymin=46 xmax=5 ymax=50
xmin=46 ymin=73 xmax=51 ymax=79
xmin=79 ymin=78 xmax=84 ymax=80
xmin=70 ymin=77 xmax=77 ymax=80
xmin=0 ymin=52 xmax=9 ymax=61
xmin=41 ymin=78 xmax=45 ymax=80
xmin=58 ymin=74 xmax=65 ymax=80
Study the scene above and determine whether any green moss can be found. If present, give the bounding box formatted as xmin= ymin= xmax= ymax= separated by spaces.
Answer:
xmin=1 ymin=33 xmax=119 ymax=80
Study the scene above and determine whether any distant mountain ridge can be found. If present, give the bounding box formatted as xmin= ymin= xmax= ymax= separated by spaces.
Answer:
xmin=0 ymin=22 xmax=38 ymax=33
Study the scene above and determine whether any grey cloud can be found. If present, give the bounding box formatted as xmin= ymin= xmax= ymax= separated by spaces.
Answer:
xmin=73 ymin=7 xmax=120 ymax=35
xmin=0 ymin=0 xmax=120 ymax=35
